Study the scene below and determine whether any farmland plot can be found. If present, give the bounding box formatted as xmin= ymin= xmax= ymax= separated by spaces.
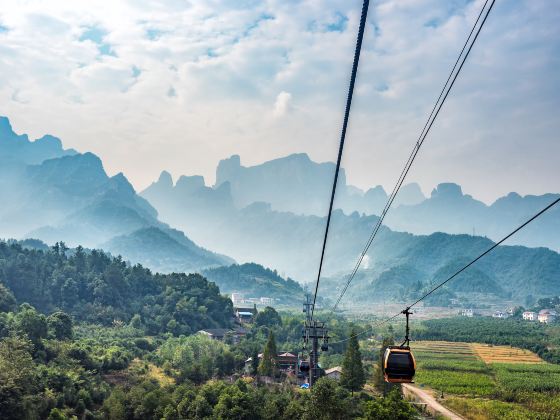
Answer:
xmin=411 ymin=341 xmax=560 ymax=419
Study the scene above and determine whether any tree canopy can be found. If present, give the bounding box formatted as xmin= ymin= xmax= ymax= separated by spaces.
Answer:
xmin=340 ymin=329 xmax=366 ymax=394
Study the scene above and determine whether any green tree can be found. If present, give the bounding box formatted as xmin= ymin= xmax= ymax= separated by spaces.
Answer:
xmin=0 ymin=336 xmax=38 ymax=419
xmin=47 ymin=311 xmax=73 ymax=340
xmin=303 ymin=377 xmax=351 ymax=420
xmin=258 ymin=331 xmax=278 ymax=377
xmin=254 ymin=306 xmax=282 ymax=328
xmin=47 ymin=408 xmax=67 ymax=420
xmin=103 ymin=387 xmax=126 ymax=420
xmin=251 ymin=348 xmax=260 ymax=375
xmin=0 ymin=283 xmax=16 ymax=312
xmin=14 ymin=304 xmax=48 ymax=344
xmin=340 ymin=329 xmax=365 ymax=394
xmin=129 ymin=313 xmax=142 ymax=329
xmin=361 ymin=388 xmax=417 ymax=419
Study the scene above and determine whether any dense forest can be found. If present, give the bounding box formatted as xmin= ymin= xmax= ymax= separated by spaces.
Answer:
xmin=0 ymin=240 xmax=416 ymax=419
xmin=0 ymin=241 xmax=233 ymax=335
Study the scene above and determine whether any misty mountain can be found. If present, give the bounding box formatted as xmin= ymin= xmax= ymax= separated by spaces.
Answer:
xmin=142 ymin=170 xmax=235 ymax=242
xmin=213 ymin=153 xmax=424 ymax=215
xmin=141 ymin=169 xmax=560 ymax=302
xmin=145 ymin=153 xmax=560 ymax=253
xmin=0 ymin=117 xmax=230 ymax=272
xmin=102 ymin=227 xmax=233 ymax=274
xmin=319 ymin=231 xmax=559 ymax=306
xmin=388 ymin=183 xmax=560 ymax=251
xmin=140 ymin=153 xmax=560 ymax=303
xmin=0 ymin=116 xmax=76 ymax=167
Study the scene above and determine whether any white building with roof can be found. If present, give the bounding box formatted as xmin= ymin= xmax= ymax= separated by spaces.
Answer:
xmin=538 ymin=309 xmax=557 ymax=324
xmin=523 ymin=311 xmax=536 ymax=321
xmin=460 ymin=308 xmax=474 ymax=317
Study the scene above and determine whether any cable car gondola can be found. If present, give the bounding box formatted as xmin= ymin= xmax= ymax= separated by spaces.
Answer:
xmin=383 ymin=345 xmax=416 ymax=383
xmin=298 ymin=360 xmax=310 ymax=373
xmin=383 ymin=308 xmax=416 ymax=383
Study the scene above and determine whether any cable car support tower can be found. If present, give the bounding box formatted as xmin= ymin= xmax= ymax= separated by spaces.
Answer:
xmin=302 ymin=294 xmax=329 ymax=387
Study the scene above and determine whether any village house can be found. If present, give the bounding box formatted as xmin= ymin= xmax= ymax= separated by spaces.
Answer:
xmin=244 ymin=351 xmax=298 ymax=374
xmin=538 ymin=309 xmax=557 ymax=324
xmin=492 ymin=311 xmax=509 ymax=319
xmin=460 ymin=308 xmax=474 ymax=317
xmin=198 ymin=327 xmax=249 ymax=343
xmin=523 ymin=311 xmax=536 ymax=321
xmin=235 ymin=307 xmax=256 ymax=324
xmin=325 ymin=366 xmax=343 ymax=381
xmin=197 ymin=328 xmax=230 ymax=341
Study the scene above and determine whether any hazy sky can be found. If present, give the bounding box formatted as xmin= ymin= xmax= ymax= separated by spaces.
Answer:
xmin=1 ymin=0 xmax=558 ymax=203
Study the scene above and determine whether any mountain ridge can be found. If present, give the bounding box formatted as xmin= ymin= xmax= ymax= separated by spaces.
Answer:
xmin=0 ymin=116 xmax=231 ymax=273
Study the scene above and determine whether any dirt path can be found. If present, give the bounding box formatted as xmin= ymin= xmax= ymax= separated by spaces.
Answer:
xmin=402 ymin=383 xmax=465 ymax=420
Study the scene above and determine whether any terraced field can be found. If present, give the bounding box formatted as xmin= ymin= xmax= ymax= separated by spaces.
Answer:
xmin=411 ymin=340 xmax=560 ymax=419
xmin=472 ymin=343 xmax=543 ymax=364
xmin=413 ymin=340 xmax=544 ymax=364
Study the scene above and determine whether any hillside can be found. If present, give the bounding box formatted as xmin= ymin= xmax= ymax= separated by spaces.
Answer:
xmin=103 ymin=227 xmax=233 ymax=273
xmin=140 ymin=175 xmax=560 ymax=302
xmin=202 ymin=263 xmax=304 ymax=304
xmin=0 ymin=240 xmax=233 ymax=333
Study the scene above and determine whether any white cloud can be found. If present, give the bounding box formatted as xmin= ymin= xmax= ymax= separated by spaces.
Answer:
xmin=273 ymin=91 xmax=292 ymax=117
xmin=0 ymin=0 xmax=558 ymax=202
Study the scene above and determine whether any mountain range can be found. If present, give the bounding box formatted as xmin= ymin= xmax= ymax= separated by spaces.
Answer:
xmin=2 ymin=116 xmax=559 ymax=305
xmin=141 ymin=153 xmax=560 ymax=304
xmin=0 ymin=116 xmax=230 ymax=273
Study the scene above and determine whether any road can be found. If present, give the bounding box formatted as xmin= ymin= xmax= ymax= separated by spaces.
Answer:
xmin=402 ymin=383 xmax=465 ymax=420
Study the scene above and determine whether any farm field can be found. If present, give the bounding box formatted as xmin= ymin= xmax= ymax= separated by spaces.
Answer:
xmin=472 ymin=343 xmax=544 ymax=364
xmin=411 ymin=341 xmax=560 ymax=419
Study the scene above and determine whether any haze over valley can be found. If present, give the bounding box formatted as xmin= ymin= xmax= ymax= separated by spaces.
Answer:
xmin=1 ymin=116 xmax=558 ymax=308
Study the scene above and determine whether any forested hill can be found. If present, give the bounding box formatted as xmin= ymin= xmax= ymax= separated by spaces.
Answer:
xmin=0 ymin=241 xmax=233 ymax=335
xmin=202 ymin=263 xmax=305 ymax=304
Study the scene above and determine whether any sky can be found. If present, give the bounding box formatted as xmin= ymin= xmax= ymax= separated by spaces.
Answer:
xmin=0 ymin=0 xmax=558 ymax=203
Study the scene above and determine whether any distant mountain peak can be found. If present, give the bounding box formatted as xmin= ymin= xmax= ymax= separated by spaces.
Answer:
xmin=277 ymin=152 xmax=310 ymax=162
xmin=431 ymin=182 xmax=463 ymax=199
xmin=176 ymin=175 xmax=205 ymax=193
xmin=109 ymin=172 xmax=136 ymax=195
xmin=158 ymin=170 xmax=173 ymax=187
xmin=0 ymin=116 xmax=76 ymax=164
xmin=0 ymin=116 xmax=20 ymax=139
xmin=35 ymin=134 xmax=63 ymax=149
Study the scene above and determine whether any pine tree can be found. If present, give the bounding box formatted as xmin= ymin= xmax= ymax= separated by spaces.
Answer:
xmin=258 ymin=331 xmax=278 ymax=377
xmin=340 ymin=329 xmax=365 ymax=394
xmin=251 ymin=348 xmax=260 ymax=375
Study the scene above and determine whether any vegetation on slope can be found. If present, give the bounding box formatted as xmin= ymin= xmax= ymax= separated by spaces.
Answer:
xmin=0 ymin=240 xmax=233 ymax=335
xmin=202 ymin=263 xmax=304 ymax=304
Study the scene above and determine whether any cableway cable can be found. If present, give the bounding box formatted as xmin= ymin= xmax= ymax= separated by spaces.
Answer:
xmin=311 ymin=0 xmax=370 ymax=319
xmin=332 ymin=0 xmax=496 ymax=311
xmin=328 ymin=196 xmax=560 ymax=345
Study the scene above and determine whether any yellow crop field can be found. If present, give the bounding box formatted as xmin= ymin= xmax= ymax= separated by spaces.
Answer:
xmin=413 ymin=341 xmax=543 ymax=364
xmin=472 ymin=343 xmax=544 ymax=364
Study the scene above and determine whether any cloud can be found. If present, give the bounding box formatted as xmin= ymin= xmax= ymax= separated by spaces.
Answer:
xmin=0 ymin=0 xmax=558 ymax=203
xmin=273 ymin=91 xmax=292 ymax=117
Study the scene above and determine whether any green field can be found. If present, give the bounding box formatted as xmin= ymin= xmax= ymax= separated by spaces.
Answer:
xmin=412 ymin=341 xmax=560 ymax=419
